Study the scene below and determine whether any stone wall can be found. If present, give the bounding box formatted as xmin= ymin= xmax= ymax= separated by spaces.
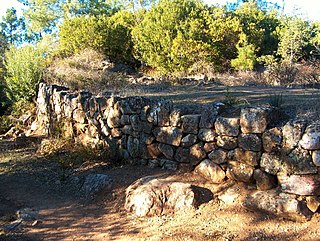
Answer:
xmin=31 ymin=83 xmax=320 ymax=197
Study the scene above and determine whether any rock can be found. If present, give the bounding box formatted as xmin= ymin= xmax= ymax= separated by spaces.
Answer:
xmin=208 ymin=149 xmax=227 ymax=164
xmin=73 ymin=109 xmax=87 ymax=124
xmin=148 ymin=159 xmax=161 ymax=168
xmin=119 ymin=97 xmax=142 ymax=114
xmin=125 ymin=176 xmax=198 ymax=217
xmin=181 ymin=134 xmax=198 ymax=147
xmin=169 ymin=109 xmax=182 ymax=127
xmin=216 ymin=136 xmax=238 ymax=150
xmin=253 ymin=169 xmax=277 ymax=191
xmin=4 ymin=219 xmax=23 ymax=231
xmin=141 ymin=121 xmax=153 ymax=134
xmin=214 ymin=117 xmax=239 ymax=137
xmin=122 ymin=125 xmax=133 ymax=135
xmin=160 ymin=159 xmax=178 ymax=170
xmin=278 ymin=174 xmax=320 ymax=196
xmin=111 ymin=128 xmax=122 ymax=138
xmin=158 ymin=143 xmax=174 ymax=160
xmin=240 ymin=107 xmax=275 ymax=134
xmin=174 ymin=148 xmax=189 ymax=163
xmin=218 ymin=185 xmax=241 ymax=205
xmin=238 ymin=134 xmax=262 ymax=152
xmin=127 ymin=136 xmax=140 ymax=158
xmin=80 ymin=174 xmax=113 ymax=198
xmin=140 ymin=133 xmax=154 ymax=145
xmin=130 ymin=115 xmax=142 ymax=132
xmin=282 ymin=148 xmax=317 ymax=175
xmin=194 ymin=159 xmax=226 ymax=183
xmin=227 ymin=161 xmax=254 ymax=183
xmin=189 ymin=143 xmax=206 ymax=165
xmin=120 ymin=115 xmax=131 ymax=125
xmin=312 ymin=150 xmax=320 ymax=166
xmin=299 ymin=124 xmax=320 ymax=150
xmin=203 ymin=142 xmax=216 ymax=153
xmin=107 ymin=105 xmax=121 ymax=128
xmin=260 ymin=153 xmax=282 ymax=175
xmin=181 ymin=115 xmax=201 ymax=134
xmin=153 ymin=127 xmax=183 ymax=146
xmin=175 ymin=143 xmax=206 ymax=165
xmin=147 ymin=143 xmax=161 ymax=159
xmin=17 ymin=208 xmax=39 ymax=221
xmin=147 ymin=106 xmax=158 ymax=125
xmin=243 ymin=189 xmax=313 ymax=221
xmin=262 ymin=127 xmax=282 ymax=153
xmin=283 ymin=120 xmax=307 ymax=151
xmin=306 ymin=196 xmax=320 ymax=212
xmin=233 ymin=148 xmax=260 ymax=167
xmin=157 ymin=102 xmax=172 ymax=126
xmin=199 ymin=105 xmax=218 ymax=129
xmin=198 ymin=129 xmax=215 ymax=142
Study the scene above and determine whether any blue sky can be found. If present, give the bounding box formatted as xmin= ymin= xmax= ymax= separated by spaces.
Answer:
xmin=0 ymin=0 xmax=319 ymax=22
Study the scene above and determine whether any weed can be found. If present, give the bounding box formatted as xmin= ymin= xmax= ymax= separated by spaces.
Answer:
xmin=268 ymin=93 xmax=284 ymax=107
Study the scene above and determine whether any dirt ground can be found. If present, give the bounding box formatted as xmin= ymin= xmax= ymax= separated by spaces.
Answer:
xmin=1 ymin=138 xmax=320 ymax=241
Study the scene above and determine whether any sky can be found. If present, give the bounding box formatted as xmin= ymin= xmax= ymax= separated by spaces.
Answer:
xmin=0 ymin=0 xmax=319 ymax=22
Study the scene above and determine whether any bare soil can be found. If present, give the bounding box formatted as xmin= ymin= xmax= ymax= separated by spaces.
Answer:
xmin=1 ymin=137 xmax=320 ymax=241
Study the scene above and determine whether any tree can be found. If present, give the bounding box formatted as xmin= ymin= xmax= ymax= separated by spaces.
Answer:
xmin=277 ymin=17 xmax=311 ymax=63
xmin=18 ymin=0 xmax=63 ymax=35
xmin=233 ymin=1 xmax=279 ymax=57
xmin=59 ymin=10 xmax=135 ymax=63
xmin=206 ymin=6 xmax=241 ymax=70
xmin=0 ymin=8 xmax=27 ymax=45
xmin=132 ymin=0 xmax=213 ymax=74
xmin=64 ymin=0 xmax=123 ymax=17
xmin=231 ymin=33 xmax=256 ymax=70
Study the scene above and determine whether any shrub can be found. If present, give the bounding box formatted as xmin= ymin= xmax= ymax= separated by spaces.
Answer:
xmin=59 ymin=10 xmax=135 ymax=64
xmin=132 ymin=0 xmax=213 ymax=75
xmin=4 ymin=45 xmax=45 ymax=101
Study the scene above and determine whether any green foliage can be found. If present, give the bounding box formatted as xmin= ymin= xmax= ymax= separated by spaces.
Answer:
xmin=231 ymin=33 xmax=256 ymax=70
xmin=59 ymin=10 xmax=134 ymax=63
xmin=277 ymin=17 xmax=311 ymax=63
xmin=4 ymin=46 xmax=45 ymax=101
xmin=234 ymin=1 xmax=279 ymax=57
xmin=18 ymin=0 xmax=62 ymax=35
xmin=132 ymin=0 xmax=213 ymax=75
xmin=206 ymin=6 xmax=241 ymax=70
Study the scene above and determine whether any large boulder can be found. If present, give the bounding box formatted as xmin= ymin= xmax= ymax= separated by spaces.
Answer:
xmin=243 ymin=189 xmax=313 ymax=222
xmin=125 ymin=176 xmax=199 ymax=217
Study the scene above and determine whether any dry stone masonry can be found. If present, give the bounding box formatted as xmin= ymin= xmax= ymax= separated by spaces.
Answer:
xmin=31 ymin=83 xmax=320 ymax=219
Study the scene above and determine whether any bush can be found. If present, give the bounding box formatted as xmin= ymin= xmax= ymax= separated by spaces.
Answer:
xmin=4 ymin=45 xmax=45 ymax=101
xmin=132 ymin=0 xmax=214 ymax=75
xmin=59 ymin=10 xmax=135 ymax=64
